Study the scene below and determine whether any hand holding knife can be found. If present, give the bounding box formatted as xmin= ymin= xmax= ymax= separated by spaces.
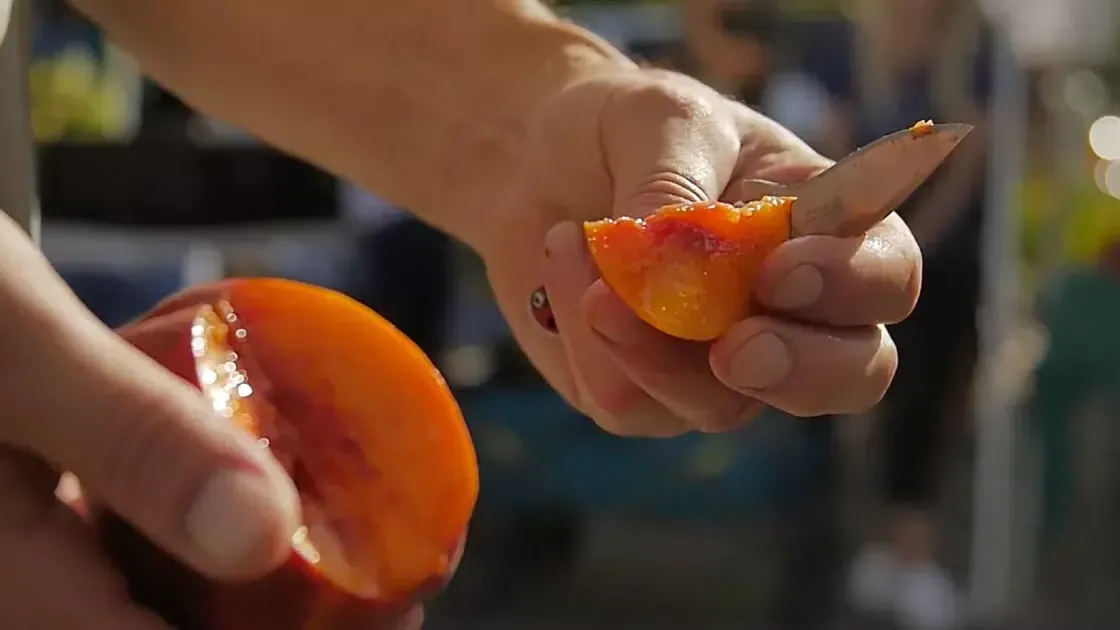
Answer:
xmin=528 ymin=121 xmax=974 ymax=333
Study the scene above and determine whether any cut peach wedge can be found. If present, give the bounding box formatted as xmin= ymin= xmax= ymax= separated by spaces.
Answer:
xmin=584 ymin=196 xmax=794 ymax=341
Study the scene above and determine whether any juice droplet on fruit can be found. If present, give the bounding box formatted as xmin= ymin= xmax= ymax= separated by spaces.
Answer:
xmin=292 ymin=525 xmax=321 ymax=564
xmin=192 ymin=303 xmax=259 ymax=436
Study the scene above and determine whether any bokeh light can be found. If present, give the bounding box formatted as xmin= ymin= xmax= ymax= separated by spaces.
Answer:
xmin=1088 ymin=115 xmax=1120 ymax=161
xmin=1094 ymin=158 xmax=1120 ymax=198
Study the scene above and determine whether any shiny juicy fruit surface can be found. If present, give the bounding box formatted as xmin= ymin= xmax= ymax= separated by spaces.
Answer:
xmin=191 ymin=279 xmax=478 ymax=603
xmin=584 ymin=197 xmax=793 ymax=341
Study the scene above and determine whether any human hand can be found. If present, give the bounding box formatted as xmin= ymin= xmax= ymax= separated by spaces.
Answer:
xmin=483 ymin=69 xmax=921 ymax=436
xmin=0 ymin=215 xmax=300 ymax=628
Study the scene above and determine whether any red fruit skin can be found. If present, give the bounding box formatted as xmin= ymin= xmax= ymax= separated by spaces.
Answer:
xmin=98 ymin=513 xmax=458 ymax=630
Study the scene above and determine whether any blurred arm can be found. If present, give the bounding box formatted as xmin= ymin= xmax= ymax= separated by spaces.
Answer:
xmin=67 ymin=0 xmax=632 ymax=249
xmin=905 ymin=31 xmax=999 ymax=254
xmin=817 ymin=101 xmax=856 ymax=161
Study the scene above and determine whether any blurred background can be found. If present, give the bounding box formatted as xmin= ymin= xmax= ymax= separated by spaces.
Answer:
xmin=18 ymin=0 xmax=1120 ymax=628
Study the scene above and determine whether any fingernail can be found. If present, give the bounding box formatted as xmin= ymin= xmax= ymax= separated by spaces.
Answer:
xmin=727 ymin=332 xmax=792 ymax=391
xmin=186 ymin=468 xmax=298 ymax=577
xmin=769 ymin=264 xmax=823 ymax=310
xmin=587 ymin=291 xmax=643 ymax=347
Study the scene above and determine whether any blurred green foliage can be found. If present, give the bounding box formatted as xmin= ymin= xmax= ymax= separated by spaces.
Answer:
xmin=1020 ymin=173 xmax=1120 ymax=272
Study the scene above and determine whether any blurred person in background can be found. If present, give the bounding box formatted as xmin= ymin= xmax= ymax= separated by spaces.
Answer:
xmin=811 ymin=0 xmax=994 ymax=627
xmin=628 ymin=37 xmax=688 ymax=73
xmin=0 ymin=0 xmax=924 ymax=626
xmin=683 ymin=0 xmax=833 ymax=150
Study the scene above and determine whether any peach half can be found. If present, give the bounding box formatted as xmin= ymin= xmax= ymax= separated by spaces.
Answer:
xmin=99 ymin=278 xmax=478 ymax=630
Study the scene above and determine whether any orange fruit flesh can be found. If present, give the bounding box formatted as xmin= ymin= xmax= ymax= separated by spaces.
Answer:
xmin=584 ymin=197 xmax=793 ymax=341
xmin=909 ymin=119 xmax=935 ymax=137
xmin=190 ymin=279 xmax=478 ymax=603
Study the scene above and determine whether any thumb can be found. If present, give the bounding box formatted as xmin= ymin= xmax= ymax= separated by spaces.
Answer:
xmin=600 ymin=73 xmax=741 ymax=217
xmin=5 ymin=301 xmax=300 ymax=582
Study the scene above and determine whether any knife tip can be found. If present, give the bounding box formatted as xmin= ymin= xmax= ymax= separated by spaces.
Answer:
xmin=934 ymin=122 xmax=974 ymax=140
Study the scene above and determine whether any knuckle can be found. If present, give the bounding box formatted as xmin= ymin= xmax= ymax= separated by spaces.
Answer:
xmin=610 ymin=74 xmax=716 ymax=123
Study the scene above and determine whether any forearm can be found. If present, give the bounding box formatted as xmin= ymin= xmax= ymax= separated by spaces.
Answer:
xmin=68 ymin=0 xmax=632 ymax=249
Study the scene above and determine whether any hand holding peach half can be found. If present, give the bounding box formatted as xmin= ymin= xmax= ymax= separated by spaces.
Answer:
xmin=102 ymin=278 xmax=478 ymax=630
